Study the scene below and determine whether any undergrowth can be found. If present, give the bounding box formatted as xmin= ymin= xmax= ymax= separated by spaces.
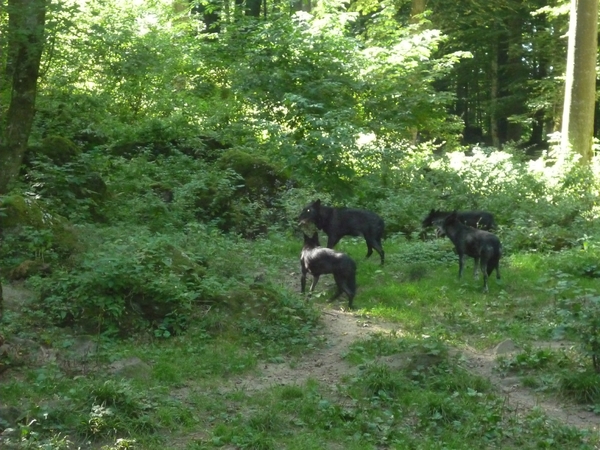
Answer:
xmin=3 ymin=151 xmax=600 ymax=447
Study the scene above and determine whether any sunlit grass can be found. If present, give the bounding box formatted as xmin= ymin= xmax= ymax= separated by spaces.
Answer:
xmin=5 ymin=229 xmax=600 ymax=448
xmin=298 ymin=232 xmax=600 ymax=354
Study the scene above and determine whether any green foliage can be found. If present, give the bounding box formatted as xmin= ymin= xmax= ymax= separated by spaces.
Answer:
xmin=80 ymin=379 xmax=160 ymax=438
xmin=558 ymin=370 xmax=600 ymax=404
xmin=555 ymin=293 xmax=600 ymax=374
xmin=25 ymin=151 xmax=108 ymax=222
xmin=217 ymin=149 xmax=288 ymax=198
xmin=33 ymin=136 xmax=81 ymax=166
xmin=496 ymin=347 xmax=567 ymax=376
xmin=1 ymin=226 xmax=57 ymax=268
xmin=234 ymin=285 xmax=322 ymax=358
xmin=100 ymin=150 xmax=287 ymax=236
xmin=0 ymin=198 xmax=82 ymax=276
xmin=32 ymin=229 xmax=215 ymax=336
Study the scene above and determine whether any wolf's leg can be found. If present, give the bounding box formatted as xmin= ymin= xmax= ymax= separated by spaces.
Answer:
xmin=458 ymin=253 xmax=465 ymax=278
xmin=339 ymin=280 xmax=355 ymax=309
xmin=367 ymin=238 xmax=385 ymax=264
xmin=301 ymin=262 xmax=309 ymax=293
xmin=483 ymin=270 xmax=489 ymax=292
xmin=473 ymin=257 xmax=480 ymax=278
xmin=327 ymin=235 xmax=342 ymax=249
xmin=310 ymin=275 xmax=320 ymax=292
xmin=330 ymin=274 xmax=345 ymax=301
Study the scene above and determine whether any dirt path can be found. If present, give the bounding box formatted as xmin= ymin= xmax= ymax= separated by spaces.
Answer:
xmin=228 ymin=305 xmax=600 ymax=431
xmin=227 ymin=308 xmax=402 ymax=393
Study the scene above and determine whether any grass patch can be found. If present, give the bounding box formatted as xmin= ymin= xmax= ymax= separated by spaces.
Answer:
xmin=3 ymin=231 xmax=600 ymax=448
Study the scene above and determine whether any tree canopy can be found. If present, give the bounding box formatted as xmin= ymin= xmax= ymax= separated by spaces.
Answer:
xmin=1 ymin=0 xmax=595 ymax=195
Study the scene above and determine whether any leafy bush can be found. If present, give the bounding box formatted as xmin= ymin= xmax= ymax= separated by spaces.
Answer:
xmin=555 ymin=293 xmax=600 ymax=373
xmin=496 ymin=347 xmax=566 ymax=375
xmin=558 ymin=370 xmax=600 ymax=404
xmin=0 ymin=196 xmax=83 ymax=274
xmin=25 ymin=150 xmax=108 ymax=222
xmin=32 ymin=135 xmax=81 ymax=166
xmin=32 ymin=229 xmax=217 ymax=336
xmin=102 ymin=150 xmax=289 ymax=237
xmin=80 ymin=379 xmax=161 ymax=438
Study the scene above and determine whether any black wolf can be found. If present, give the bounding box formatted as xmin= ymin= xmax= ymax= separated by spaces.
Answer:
xmin=298 ymin=199 xmax=385 ymax=264
xmin=439 ymin=211 xmax=501 ymax=292
xmin=422 ymin=208 xmax=497 ymax=233
xmin=300 ymin=232 xmax=357 ymax=308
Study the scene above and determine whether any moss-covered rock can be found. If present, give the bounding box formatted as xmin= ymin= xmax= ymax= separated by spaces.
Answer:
xmin=36 ymin=136 xmax=81 ymax=165
xmin=217 ymin=149 xmax=289 ymax=198
xmin=0 ymin=195 xmax=50 ymax=228
xmin=8 ymin=260 xmax=51 ymax=281
xmin=0 ymin=195 xmax=83 ymax=266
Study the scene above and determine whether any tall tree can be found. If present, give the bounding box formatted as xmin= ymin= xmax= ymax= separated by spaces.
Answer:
xmin=560 ymin=0 xmax=598 ymax=164
xmin=0 ymin=0 xmax=47 ymax=194
xmin=410 ymin=0 xmax=427 ymax=23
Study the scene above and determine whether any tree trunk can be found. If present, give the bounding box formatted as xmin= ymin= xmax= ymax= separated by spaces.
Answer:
xmin=505 ymin=14 xmax=525 ymax=143
xmin=0 ymin=0 xmax=47 ymax=194
xmin=410 ymin=0 xmax=427 ymax=23
xmin=291 ymin=0 xmax=311 ymax=13
xmin=560 ymin=0 xmax=598 ymax=164
xmin=490 ymin=54 xmax=500 ymax=148
xmin=494 ymin=13 xmax=526 ymax=146
xmin=245 ymin=0 xmax=262 ymax=17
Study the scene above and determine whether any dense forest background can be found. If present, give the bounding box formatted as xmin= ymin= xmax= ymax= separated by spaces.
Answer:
xmin=2 ymin=0 xmax=600 ymax=448
xmin=1 ymin=0 xmax=600 ymax=381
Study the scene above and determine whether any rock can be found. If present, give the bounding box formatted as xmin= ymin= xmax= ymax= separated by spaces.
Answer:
xmin=494 ymin=339 xmax=517 ymax=355
xmin=109 ymin=357 xmax=152 ymax=380
xmin=70 ymin=336 xmax=99 ymax=360
xmin=8 ymin=260 xmax=51 ymax=281
xmin=0 ymin=405 xmax=22 ymax=430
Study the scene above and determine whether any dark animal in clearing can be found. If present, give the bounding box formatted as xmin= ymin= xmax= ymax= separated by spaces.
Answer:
xmin=300 ymin=232 xmax=357 ymax=308
xmin=298 ymin=199 xmax=385 ymax=264
xmin=422 ymin=208 xmax=497 ymax=233
xmin=439 ymin=211 xmax=501 ymax=292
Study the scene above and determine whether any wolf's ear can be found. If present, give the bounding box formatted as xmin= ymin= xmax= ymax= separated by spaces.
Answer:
xmin=315 ymin=199 xmax=321 ymax=207
xmin=312 ymin=231 xmax=318 ymax=239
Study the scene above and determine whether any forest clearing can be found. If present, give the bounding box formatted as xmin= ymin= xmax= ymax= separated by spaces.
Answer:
xmin=2 ymin=0 xmax=600 ymax=448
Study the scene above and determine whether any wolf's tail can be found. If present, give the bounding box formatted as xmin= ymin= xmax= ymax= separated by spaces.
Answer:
xmin=347 ymin=273 xmax=357 ymax=296
xmin=347 ymin=260 xmax=357 ymax=296
xmin=487 ymin=245 xmax=502 ymax=276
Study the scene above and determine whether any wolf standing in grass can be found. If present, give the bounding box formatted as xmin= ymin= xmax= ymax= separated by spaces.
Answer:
xmin=439 ymin=211 xmax=501 ymax=292
xmin=300 ymin=231 xmax=357 ymax=309
xmin=422 ymin=208 xmax=497 ymax=232
xmin=298 ymin=199 xmax=385 ymax=264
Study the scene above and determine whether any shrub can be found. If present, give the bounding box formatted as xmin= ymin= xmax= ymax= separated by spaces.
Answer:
xmin=554 ymin=279 xmax=600 ymax=374
xmin=24 ymin=151 xmax=108 ymax=222
xmin=32 ymin=230 xmax=213 ymax=336
xmin=33 ymin=135 xmax=81 ymax=166
xmin=0 ymin=197 xmax=83 ymax=274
